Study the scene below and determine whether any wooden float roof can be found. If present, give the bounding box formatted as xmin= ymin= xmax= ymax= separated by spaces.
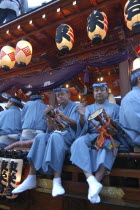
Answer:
xmin=0 ymin=0 xmax=139 ymax=101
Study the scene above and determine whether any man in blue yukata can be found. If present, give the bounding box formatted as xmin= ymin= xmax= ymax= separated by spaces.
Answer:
xmin=12 ymin=87 xmax=81 ymax=197
xmin=20 ymin=92 xmax=48 ymax=140
xmin=119 ymin=68 xmax=140 ymax=146
xmin=0 ymin=96 xmax=22 ymax=148
xmin=70 ymin=82 xmax=120 ymax=204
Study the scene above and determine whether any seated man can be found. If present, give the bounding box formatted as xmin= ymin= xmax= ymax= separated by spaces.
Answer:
xmin=12 ymin=87 xmax=81 ymax=196
xmin=20 ymin=92 xmax=48 ymax=140
xmin=119 ymin=68 xmax=140 ymax=146
xmin=0 ymin=96 xmax=22 ymax=148
xmin=70 ymin=82 xmax=120 ymax=204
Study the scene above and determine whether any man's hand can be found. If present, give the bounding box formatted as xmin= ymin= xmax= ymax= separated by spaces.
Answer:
xmin=56 ymin=109 xmax=65 ymax=119
xmin=56 ymin=109 xmax=77 ymax=130
xmin=77 ymin=105 xmax=86 ymax=116
xmin=78 ymin=105 xmax=86 ymax=127
xmin=44 ymin=105 xmax=54 ymax=115
xmin=106 ymin=114 xmax=112 ymax=119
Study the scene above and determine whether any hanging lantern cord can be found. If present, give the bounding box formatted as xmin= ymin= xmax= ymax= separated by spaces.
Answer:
xmin=128 ymin=38 xmax=140 ymax=58
xmin=42 ymin=65 xmax=49 ymax=72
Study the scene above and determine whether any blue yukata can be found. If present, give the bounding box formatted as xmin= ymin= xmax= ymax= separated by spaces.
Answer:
xmin=70 ymin=100 xmax=120 ymax=174
xmin=21 ymin=99 xmax=48 ymax=140
xmin=0 ymin=106 xmax=22 ymax=147
xmin=27 ymin=101 xmax=80 ymax=174
xmin=119 ymin=86 xmax=140 ymax=146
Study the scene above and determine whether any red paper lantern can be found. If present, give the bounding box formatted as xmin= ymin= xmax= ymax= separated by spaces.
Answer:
xmin=87 ymin=10 xmax=108 ymax=44
xmin=124 ymin=0 xmax=140 ymax=34
xmin=55 ymin=24 xmax=74 ymax=53
xmin=0 ymin=45 xmax=15 ymax=71
xmin=135 ymin=45 xmax=140 ymax=54
xmin=15 ymin=39 xmax=32 ymax=67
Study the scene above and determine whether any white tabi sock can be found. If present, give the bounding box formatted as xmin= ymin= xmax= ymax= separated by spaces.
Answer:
xmin=87 ymin=175 xmax=103 ymax=201
xmin=52 ymin=178 xmax=65 ymax=197
xmin=90 ymin=195 xmax=101 ymax=204
xmin=12 ymin=175 xmax=36 ymax=194
xmin=88 ymin=187 xmax=101 ymax=204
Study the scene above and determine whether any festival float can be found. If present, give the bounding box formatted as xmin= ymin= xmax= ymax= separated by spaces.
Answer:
xmin=0 ymin=0 xmax=140 ymax=209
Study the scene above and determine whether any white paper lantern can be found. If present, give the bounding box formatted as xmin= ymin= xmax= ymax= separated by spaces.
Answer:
xmin=55 ymin=24 xmax=74 ymax=53
xmin=0 ymin=46 xmax=15 ymax=71
xmin=15 ymin=39 xmax=32 ymax=67
xmin=0 ymin=158 xmax=10 ymax=196
xmin=6 ymin=159 xmax=23 ymax=199
xmin=133 ymin=58 xmax=140 ymax=70
xmin=87 ymin=10 xmax=108 ymax=44
xmin=124 ymin=0 xmax=140 ymax=33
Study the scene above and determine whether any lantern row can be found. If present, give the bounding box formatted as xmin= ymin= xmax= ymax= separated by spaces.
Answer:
xmin=0 ymin=40 xmax=32 ymax=71
xmin=56 ymin=10 xmax=108 ymax=53
xmin=56 ymin=0 xmax=140 ymax=53
xmin=1 ymin=0 xmax=139 ymax=70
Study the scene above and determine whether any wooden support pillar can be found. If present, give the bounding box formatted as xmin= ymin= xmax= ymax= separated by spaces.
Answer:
xmin=119 ymin=60 xmax=131 ymax=98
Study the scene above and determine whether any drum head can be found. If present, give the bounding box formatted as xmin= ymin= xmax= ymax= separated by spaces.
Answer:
xmin=88 ymin=108 xmax=103 ymax=121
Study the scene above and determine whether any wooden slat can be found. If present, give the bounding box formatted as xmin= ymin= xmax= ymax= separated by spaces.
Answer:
xmin=63 ymin=165 xmax=82 ymax=173
xmin=123 ymin=187 xmax=140 ymax=202
xmin=111 ymin=169 xmax=140 ymax=178
xmin=63 ymin=180 xmax=87 ymax=194
xmin=117 ymin=153 xmax=140 ymax=158
xmin=72 ymin=173 xmax=78 ymax=182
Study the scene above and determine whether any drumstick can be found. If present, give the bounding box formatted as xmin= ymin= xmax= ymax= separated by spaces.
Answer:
xmin=49 ymin=91 xmax=57 ymax=108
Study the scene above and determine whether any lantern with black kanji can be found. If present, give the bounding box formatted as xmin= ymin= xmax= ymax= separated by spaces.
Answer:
xmin=0 ymin=157 xmax=10 ymax=196
xmin=15 ymin=39 xmax=32 ymax=67
xmin=87 ymin=10 xmax=108 ymax=44
xmin=55 ymin=24 xmax=74 ymax=53
xmin=0 ymin=45 xmax=15 ymax=71
xmin=124 ymin=0 xmax=140 ymax=34
xmin=6 ymin=158 xmax=23 ymax=199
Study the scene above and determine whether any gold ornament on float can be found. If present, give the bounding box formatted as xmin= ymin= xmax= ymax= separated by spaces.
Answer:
xmin=124 ymin=0 xmax=140 ymax=34
xmin=15 ymin=39 xmax=32 ymax=67
xmin=0 ymin=45 xmax=15 ymax=71
xmin=87 ymin=10 xmax=108 ymax=44
xmin=55 ymin=24 xmax=74 ymax=53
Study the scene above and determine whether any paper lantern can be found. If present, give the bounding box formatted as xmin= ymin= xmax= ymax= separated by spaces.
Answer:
xmin=135 ymin=45 xmax=140 ymax=54
xmin=0 ymin=45 xmax=15 ymax=71
xmin=133 ymin=58 xmax=140 ymax=70
xmin=87 ymin=10 xmax=108 ymax=44
xmin=124 ymin=0 xmax=140 ymax=33
xmin=55 ymin=24 xmax=74 ymax=53
xmin=15 ymin=39 xmax=32 ymax=67
xmin=0 ymin=158 xmax=10 ymax=196
xmin=6 ymin=159 xmax=23 ymax=199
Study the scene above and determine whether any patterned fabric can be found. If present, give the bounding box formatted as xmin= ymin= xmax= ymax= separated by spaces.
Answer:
xmin=131 ymin=69 xmax=140 ymax=81
xmin=92 ymin=82 xmax=108 ymax=89
xmin=0 ymin=50 xmax=129 ymax=93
